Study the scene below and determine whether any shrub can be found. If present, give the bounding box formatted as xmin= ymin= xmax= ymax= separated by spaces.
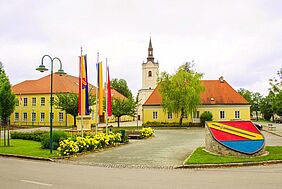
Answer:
xmin=57 ymin=132 xmax=122 ymax=157
xmin=41 ymin=130 xmax=68 ymax=150
xmin=11 ymin=130 xmax=48 ymax=142
xmin=140 ymin=127 xmax=154 ymax=138
xmin=200 ymin=111 xmax=213 ymax=126
xmin=143 ymin=121 xmax=190 ymax=127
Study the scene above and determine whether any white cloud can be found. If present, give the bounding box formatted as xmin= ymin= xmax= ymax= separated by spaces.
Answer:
xmin=0 ymin=0 xmax=281 ymax=96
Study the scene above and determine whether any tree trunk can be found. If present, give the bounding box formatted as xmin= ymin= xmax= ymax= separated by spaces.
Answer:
xmin=179 ymin=109 xmax=184 ymax=126
xmin=118 ymin=116 xmax=120 ymax=127
xmin=256 ymin=110 xmax=258 ymax=121
xmin=74 ymin=115 xmax=76 ymax=127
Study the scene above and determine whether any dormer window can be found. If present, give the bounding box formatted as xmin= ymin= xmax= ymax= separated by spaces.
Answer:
xmin=148 ymin=71 xmax=152 ymax=77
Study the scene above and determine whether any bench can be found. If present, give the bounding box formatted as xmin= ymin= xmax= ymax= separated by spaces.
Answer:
xmin=268 ymin=124 xmax=276 ymax=131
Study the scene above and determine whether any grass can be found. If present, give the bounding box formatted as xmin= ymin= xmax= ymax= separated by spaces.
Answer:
xmin=0 ymin=139 xmax=58 ymax=158
xmin=186 ymin=146 xmax=282 ymax=164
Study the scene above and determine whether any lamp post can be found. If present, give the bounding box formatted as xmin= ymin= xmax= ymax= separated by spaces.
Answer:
xmin=36 ymin=55 xmax=66 ymax=153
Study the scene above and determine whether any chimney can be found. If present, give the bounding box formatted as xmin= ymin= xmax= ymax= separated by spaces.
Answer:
xmin=219 ymin=76 xmax=224 ymax=83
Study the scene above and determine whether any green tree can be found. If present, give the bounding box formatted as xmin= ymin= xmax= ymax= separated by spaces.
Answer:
xmin=0 ymin=63 xmax=16 ymax=146
xmin=111 ymin=78 xmax=132 ymax=98
xmin=54 ymin=92 xmax=95 ymax=126
xmin=111 ymin=97 xmax=137 ymax=127
xmin=158 ymin=63 xmax=205 ymax=125
xmin=260 ymin=95 xmax=273 ymax=121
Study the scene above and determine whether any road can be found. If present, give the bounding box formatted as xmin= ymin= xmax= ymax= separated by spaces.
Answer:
xmin=0 ymin=157 xmax=281 ymax=189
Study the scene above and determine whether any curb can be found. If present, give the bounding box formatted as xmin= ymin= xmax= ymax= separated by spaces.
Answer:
xmin=175 ymin=160 xmax=282 ymax=169
xmin=263 ymin=129 xmax=282 ymax=137
xmin=0 ymin=153 xmax=55 ymax=162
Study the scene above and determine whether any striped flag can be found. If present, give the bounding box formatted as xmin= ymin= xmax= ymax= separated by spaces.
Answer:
xmin=97 ymin=62 xmax=103 ymax=116
xmin=107 ymin=65 xmax=112 ymax=116
xmin=78 ymin=55 xmax=90 ymax=115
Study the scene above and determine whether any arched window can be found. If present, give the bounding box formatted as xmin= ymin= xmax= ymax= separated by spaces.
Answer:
xmin=148 ymin=71 xmax=152 ymax=77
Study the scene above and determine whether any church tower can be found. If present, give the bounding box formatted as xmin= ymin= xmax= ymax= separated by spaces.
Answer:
xmin=137 ymin=37 xmax=159 ymax=121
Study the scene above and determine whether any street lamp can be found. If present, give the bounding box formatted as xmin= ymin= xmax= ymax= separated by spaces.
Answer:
xmin=36 ymin=55 xmax=66 ymax=153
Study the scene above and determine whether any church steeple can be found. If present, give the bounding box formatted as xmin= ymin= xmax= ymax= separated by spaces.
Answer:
xmin=147 ymin=37 xmax=154 ymax=62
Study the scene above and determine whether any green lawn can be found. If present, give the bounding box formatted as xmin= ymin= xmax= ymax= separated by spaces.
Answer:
xmin=186 ymin=146 xmax=282 ymax=164
xmin=0 ymin=139 xmax=57 ymax=158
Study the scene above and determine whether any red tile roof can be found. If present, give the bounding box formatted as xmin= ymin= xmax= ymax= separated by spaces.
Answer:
xmin=144 ymin=80 xmax=249 ymax=106
xmin=12 ymin=74 xmax=126 ymax=99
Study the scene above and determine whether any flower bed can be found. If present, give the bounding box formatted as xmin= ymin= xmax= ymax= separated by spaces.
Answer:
xmin=140 ymin=127 xmax=154 ymax=138
xmin=57 ymin=132 xmax=122 ymax=157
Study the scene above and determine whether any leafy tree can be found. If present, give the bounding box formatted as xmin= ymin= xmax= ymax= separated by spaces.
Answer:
xmin=0 ymin=63 xmax=16 ymax=146
xmin=111 ymin=78 xmax=132 ymax=98
xmin=111 ymin=97 xmax=137 ymax=127
xmin=260 ymin=95 xmax=273 ymax=121
xmin=158 ymin=63 xmax=204 ymax=125
xmin=238 ymin=88 xmax=262 ymax=120
xmin=54 ymin=92 xmax=95 ymax=126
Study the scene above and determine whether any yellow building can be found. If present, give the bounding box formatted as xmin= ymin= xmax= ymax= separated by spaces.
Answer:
xmin=143 ymin=78 xmax=251 ymax=123
xmin=11 ymin=74 xmax=130 ymax=127
xmin=137 ymin=38 xmax=250 ymax=124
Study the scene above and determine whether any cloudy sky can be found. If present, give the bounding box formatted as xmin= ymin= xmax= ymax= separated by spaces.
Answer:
xmin=1 ymin=0 xmax=281 ymax=96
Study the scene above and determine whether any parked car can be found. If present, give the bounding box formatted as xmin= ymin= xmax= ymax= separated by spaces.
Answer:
xmin=275 ymin=117 xmax=282 ymax=123
xmin=253 ymin=123 xmax=263 ymax=130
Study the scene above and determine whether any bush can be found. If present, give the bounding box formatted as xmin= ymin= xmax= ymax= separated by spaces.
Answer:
xmin=143 ymin=121 xmax=190 ymax=127
xmin=140 ymin=127 xmax=154 ymax=138
xmin=57 ymin=132 xmax=122 ymax=157
xmin=263 ymin=113 xmax=272 ymax=121
xmin=200 ymin=111 xmax=213 ymax=126
xmin=41 ymin=130 xmax=68 ymax=150
xmin=11 ymin=130 xmax=48 ymax=142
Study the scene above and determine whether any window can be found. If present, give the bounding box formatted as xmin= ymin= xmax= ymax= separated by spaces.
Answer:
xmin=183 ymin=112 xmax=187 ymax=118
xmin=16 ymin=99 xmax=19 ymax=106
xmin=235 ymin=111 xmax=240 ymax=119
xmin=23 ymin=98 xmax=28 ymax=106
xmin=220 ymin=111 xmax=225 ymax=119
xmin=14 ymin=112 xmax=19 ymax=121
xmin=153 ymin=111 xmax=158 ymax=119
xmin=148 ymin=71 xmax=152 ymax=77
xmin=50 ymin=112 xmax=54 ymax=121
xmin=32 ymin=112 xmax=36 ymax=122
xmin=50 ymin=97 xmax=54 ymax=106
xmin=40 ymin=112 xmax=45 ymax=122
xmin=41 ymin=97 xmax=45 ymax=106
xmin=193 ymin=111 xmax=200 ymax=118
xmin=23 ymin=112 xmax=28 ymax=121
xmin=32 ymin=97 xmax=36 ymax=106
xmin=59 ymin=112 xmax=64 ymax=122
xmin=168 ymin=112 xmax=173 ymax=119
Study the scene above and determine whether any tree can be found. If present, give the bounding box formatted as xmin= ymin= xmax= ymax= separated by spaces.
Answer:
xmin=54 ymin=92 xmax=95 ymax=126
xmin=111 ymin=78 xmax=132 ymax=98
xmin=260 ymin=95 xmax=273 ymax=121
xmin=0 ymin=63 xmax=16 ymax=146
xmin=200 ymin=111 xmax=213 ymax=126
xmin=111 ymin=97 xmax=137 ymax=127
xmin=237 ymin=88 xmax=262 ymax=120
xmin=158 ymin=63 xmax=205 ymax=125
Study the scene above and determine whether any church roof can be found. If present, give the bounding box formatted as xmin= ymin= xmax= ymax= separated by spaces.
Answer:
xmin=12 ymin=74 xmax=126 ymax=99
xmin=143 ymin=80 xmax=249 ymax=106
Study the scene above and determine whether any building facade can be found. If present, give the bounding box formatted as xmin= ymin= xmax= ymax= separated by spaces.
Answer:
xmin=11 ymin=74 xmax=131 ymax=127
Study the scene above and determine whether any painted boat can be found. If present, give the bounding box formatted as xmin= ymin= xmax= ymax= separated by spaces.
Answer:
xmin=206 ymin=121 xmax=265 ymax=154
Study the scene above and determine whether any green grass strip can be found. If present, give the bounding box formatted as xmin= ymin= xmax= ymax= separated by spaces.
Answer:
xmin=186 ymin=146 xmax=282 ymax=164
xmin=0 ymin=139 xmax=57 ymax=158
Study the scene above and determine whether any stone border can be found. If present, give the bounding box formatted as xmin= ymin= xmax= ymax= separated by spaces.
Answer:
xmin=0 ymin=153 xmax=54 ymax=162
xmin=176 ymin=160 xmax=282 ymax=169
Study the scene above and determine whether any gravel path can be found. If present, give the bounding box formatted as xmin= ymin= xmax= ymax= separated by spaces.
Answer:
xmin=68 ymin=128 xmax=205 ymax=168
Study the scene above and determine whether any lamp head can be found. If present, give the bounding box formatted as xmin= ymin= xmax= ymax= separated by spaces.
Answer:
xmin=55 ymin=69 xmax=66 ymax=76
xmin=36 ymin=64 xmax=48 ymax=72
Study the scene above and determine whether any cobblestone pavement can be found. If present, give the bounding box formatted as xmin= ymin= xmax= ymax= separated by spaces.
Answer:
xmin=68 ymin=128 xmax=205 ymax=168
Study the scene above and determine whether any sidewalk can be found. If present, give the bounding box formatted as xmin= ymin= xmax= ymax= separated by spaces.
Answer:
xmin=254 ymin=122 xmax=282 ymax=137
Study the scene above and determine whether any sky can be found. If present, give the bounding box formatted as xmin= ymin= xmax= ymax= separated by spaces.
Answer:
xmin=0 ymin=0 xmax=281 ymax=96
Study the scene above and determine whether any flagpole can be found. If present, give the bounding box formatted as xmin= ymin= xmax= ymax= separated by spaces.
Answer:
xmin=105 ymin=58 xmax=108 ymax=134
xmin=80 ymin=47 xmax=84 ymax=138
xmin=95 ymin=53 xmax=99 ymax=134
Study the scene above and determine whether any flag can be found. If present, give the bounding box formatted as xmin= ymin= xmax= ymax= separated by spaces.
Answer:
xmin=107 ymin=65 xmax=112 ymax=116
xmin=97 ymin=62 xmax=103 ymax=116
xmin=78 ymin=55 xmax=90 ymax=115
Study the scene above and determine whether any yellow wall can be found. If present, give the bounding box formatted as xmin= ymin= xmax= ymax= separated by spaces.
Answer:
xmin=11 ymin=94 xmax=133 ymax=127
xmin=143 ymin=105 xmax=250 ymax=123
